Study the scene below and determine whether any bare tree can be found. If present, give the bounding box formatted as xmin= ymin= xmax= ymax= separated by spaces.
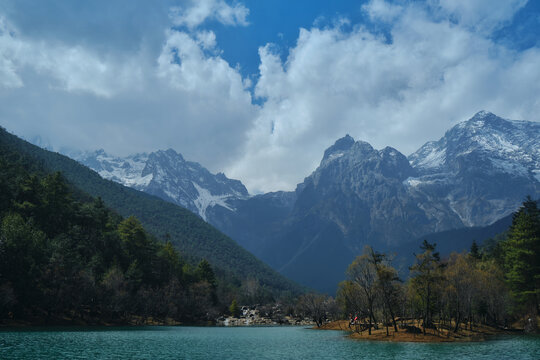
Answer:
xmin=347 ymin=246 xmax=378 ymax=334
xmin=298 ymin=293 xmax=330 ymax=327
xmin=410 ymin=240 xmax=444 ymax=335
xmin=371 ymin=250 xmax=401 ymax=333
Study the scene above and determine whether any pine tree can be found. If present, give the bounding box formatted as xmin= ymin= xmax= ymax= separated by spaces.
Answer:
xmin=196 ymin=259 xmax=216 ymax=287
xmin=229 ymin=299 xmax=240 ymax=317
xmin=502 ymin=196 xmax=540 ymax=323
xmin=470 ymin=240 xmax=481 ymax=260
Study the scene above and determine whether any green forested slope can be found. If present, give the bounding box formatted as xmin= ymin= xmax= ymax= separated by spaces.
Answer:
xmin=0 ymin=150 xmax=224 ymax=322
xmin=0 ymin=127 xmax=303 ymax=298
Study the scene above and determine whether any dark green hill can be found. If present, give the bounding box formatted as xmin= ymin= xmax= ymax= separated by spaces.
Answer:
xmin=0 ymin=127 xmax=303 ymax=298
xmin=387 ymin=214 xmax=514 ymax=276
xmin=0 ymin=158 xmax=217 ymax=323
xmin=410 ymin=213 xmax=513 ymax=256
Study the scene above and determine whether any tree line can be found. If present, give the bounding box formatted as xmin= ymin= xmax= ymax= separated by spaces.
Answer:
xmin=335 ymin=197 xmax=539 ymax=334
xmin=300 ymin=198 xmax=539 ymax=333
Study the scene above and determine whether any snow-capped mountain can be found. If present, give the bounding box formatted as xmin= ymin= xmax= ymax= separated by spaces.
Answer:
xmin=71 ymin=111 xmax=539 ymax=294
xmin=209 ymin=111 xmax=540 ymax=293
xmin=77 ymin=148 xmax=249 ymax=220
xmin=407 ymin=111 xmax=540 ymax=226
xmin=410 ymin=111 xmax=540 ymax=176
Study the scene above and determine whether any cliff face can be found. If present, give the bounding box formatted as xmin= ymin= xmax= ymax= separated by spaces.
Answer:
xmin=214 ymin=112 xmax=540 ymax=293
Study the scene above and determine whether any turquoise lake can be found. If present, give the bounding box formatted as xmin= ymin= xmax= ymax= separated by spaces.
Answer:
xmin=1 ymin=326 xmax=539 ymax=359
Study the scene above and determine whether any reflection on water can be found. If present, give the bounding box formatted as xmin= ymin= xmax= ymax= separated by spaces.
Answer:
xmin=1 ymin=326 xmax=539 ymax=360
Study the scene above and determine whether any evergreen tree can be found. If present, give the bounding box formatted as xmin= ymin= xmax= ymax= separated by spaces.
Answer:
xmin=502 ymin=196 xmax=540 ymax=324
xmin=470 ymin=240 xmax=481 ymax=260
xmin=229 ymin=299 xmax=240 ymax=317
xmin=196 ymin=259 xmax=216 ymax=287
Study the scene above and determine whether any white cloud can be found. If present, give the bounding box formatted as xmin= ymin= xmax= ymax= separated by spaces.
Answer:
xmin=0 ymin=9 xmax=256 ymax=170
xmin=156 ymin=29 xmax=253 ymax=111
xmin=170 ymin=0 xmax=249 ymax=29
xmin=364 ymin=0 xmax=403 ymax=22
xmin=1 ymin=0 xmax=539 ymax=196
xmin=0 ymin=17 xmax=23 ymax=88
xmin=432 ymin=0 xmax=528 ymax=33
xmin=195 ymin=30 xmax=218 ymax=50
xmin=0 ymin=16 xmax=143 ymax=97
xmin=226 ymin=0 xmax=540 ymax=193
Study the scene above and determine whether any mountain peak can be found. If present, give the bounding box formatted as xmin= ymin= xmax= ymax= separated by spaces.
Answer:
xmin=351 ymin=140 xmax=375 ymax=154
xmin=77 ymin=147 xmax=249 ymax=220
xmin=410 ymin=111 xmax=540 ymax=193
xmin=153 ymin=148 xmax=184 ymax=162
xmin=322 ymin=134 xmax=355 ymax=163
xmin=461 ymin=111 xmax=510 ymax=131
xmin=472 ymin=110 xmax=494 ymax=119
xmin=336 ymin=134 xmax=355 ymax=146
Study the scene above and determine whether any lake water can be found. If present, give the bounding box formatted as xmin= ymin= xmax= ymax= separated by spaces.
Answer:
xmin=1 ymin=326 xmax=539 ymax=359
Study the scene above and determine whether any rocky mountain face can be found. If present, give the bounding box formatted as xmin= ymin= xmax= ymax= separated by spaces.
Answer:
xmin=76 ymin=148 xmax=249 ymax=221
xmin=407 ymin=111 xmax=540 ymax=226
xmin=74 ymin=111 xmax=540 ymax=294
xmin=213 ymin=111 xmax=540 ymax=293
xmin=206 ymin=190 xmax=297 ymax=255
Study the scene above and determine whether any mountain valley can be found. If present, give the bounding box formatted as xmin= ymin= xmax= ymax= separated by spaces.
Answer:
xmin=74 ymin=111 xmax=540 ymax=293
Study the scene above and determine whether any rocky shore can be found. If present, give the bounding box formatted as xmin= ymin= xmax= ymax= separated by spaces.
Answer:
xmin=216 ymin=306 xmax=315 ymax=327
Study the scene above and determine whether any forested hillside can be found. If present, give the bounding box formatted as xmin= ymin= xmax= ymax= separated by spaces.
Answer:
xmin=0 ymin=155 xmax=220 ymax=323
xmin=0 ymin=127 xmax=303 ymax=323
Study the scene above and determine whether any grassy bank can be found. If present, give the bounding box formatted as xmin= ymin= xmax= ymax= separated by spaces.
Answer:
xmin=317 ymin=320 xmax=520 ymax=342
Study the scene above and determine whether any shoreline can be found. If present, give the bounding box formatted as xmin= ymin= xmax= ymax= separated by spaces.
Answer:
xmin=316 ymin=320 xmax=521 ymax=343
xmin=0 ymin=315 xmax=314 ymax=329
xmin=1 ymin=317 xmax=525 ymax=342
xmin=0 ymin=313 xmax=190 ymax=328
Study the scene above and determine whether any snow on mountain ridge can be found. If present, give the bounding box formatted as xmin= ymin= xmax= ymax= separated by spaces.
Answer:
xmin=405 ymin=111 xmax=540 ymax=226
xmin=79 ymin=150 xmax=152 ymax=190
xmin=411 ymin=111 xmax=540 ymax=176
xmin=76 ymin=148 xmax=249 ymax=220
xmin=192 ymin=182 xmax=235 ymax=221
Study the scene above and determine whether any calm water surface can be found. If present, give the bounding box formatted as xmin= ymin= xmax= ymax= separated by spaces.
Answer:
xmin=1 ymin=326 xmax=539 ymax=359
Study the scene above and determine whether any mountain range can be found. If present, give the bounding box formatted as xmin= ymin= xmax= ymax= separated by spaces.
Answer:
xmin=76 ymin=149 xmax=249 ymax=221
xmin=75 ymin=111 xmax=540 ymax=293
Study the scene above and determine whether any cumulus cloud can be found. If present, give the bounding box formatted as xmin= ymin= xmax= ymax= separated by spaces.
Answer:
xmin=225 ymin=0 xmax=540 ymax=193
xmin=431 ymin=0 xmax=528 ymax=33
xmin=0 ymin=17 xmax=23 ymax=88
xmin=365 ymin=0 xmax=403 ymax=22
xmin=170 ymin=0 xmax=249 ymax=29
xmin=0 ymin=3 xmax=256 ymax=169
xmin=0 ymin=16 xmax=143 ymax=97
xmin=1 ymin=0 xmax=539 ymax=195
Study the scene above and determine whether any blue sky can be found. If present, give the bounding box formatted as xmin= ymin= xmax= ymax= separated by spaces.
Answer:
xmin=207 ymin=1 xmax=370 ymax=77
xmin=0 ymin=0 xmax=539 ymax=192
xmin=188 ymin=0 xmax=540 ymax=78
xmin=184 ymin=0 xmax=540 ymax=79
